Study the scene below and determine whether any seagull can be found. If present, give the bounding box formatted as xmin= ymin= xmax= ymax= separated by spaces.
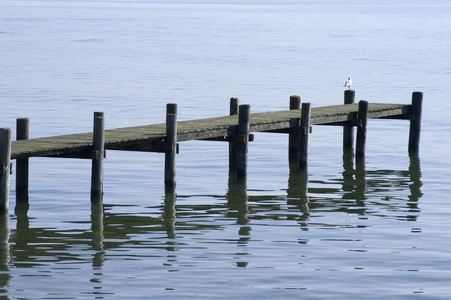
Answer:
xmin=344 ymin=76 xmax=352 ymax=89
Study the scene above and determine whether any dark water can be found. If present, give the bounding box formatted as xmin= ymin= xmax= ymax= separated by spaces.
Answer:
xmin=1 ymin=0 xmax=451 ymax=298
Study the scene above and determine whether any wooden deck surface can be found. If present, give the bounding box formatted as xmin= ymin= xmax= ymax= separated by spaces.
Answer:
xmin=10 ymin=103 xmax=409 ymax=160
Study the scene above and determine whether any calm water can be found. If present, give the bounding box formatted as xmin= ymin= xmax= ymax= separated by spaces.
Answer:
xmin=1 ymin=0 xmax=451 ymax=298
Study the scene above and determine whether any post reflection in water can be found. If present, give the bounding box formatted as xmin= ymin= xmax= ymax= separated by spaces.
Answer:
xmin=338 ymin=151 xmax=423 ymax=220
xmin=163 ymin=188 xmax=177 ymax=245
xmin=227 ymin=171 xmax=250 ymax=268
xmin=342 ymin=149 xmax=355 ymax=197
xmin=341 ymin=149 xmax=366 ymax=210
xmin=284 ymin=150 xmax=424 ymax=226
xmin=355 ymin=159 xmax=367 ymax=207
xmin=407 ymin=153 xmax=423 ymax=222
xmin=0 ymin=213 xmax=11 ymax=296
xmin=162 ymin=188 xmax=177 ymax=271
xmin=3 ymin=150 xmax=424 ymax=296
xmin=287 ymin=161 xmax=310 ymax=228
xmin=90 ymin=199 xmax=105 ymax=298
xmin=91 ymin=199 xmax=105 ymax=265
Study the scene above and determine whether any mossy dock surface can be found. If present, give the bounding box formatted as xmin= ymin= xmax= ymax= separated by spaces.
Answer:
xmin=10 ymin=103 xmax=408 ymax=160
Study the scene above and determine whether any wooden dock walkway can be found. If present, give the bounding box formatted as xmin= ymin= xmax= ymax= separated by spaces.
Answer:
xmin=10 ymin=102 xmax=408 ymax=159
xmin=0 ymin=90 xmax=423 ymax=212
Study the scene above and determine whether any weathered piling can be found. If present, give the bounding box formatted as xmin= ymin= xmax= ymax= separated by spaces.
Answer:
xmin=91 ymin=112 xmax=105 ymax=200
xmin=356 ymin=100 xmax=369 ymax=160
xmin=235 ymin=104 xmax=250 ymax=179
xmin=289 ymin=95 xmax=301 ymax=161
xmin=230 ymin=97 xmax=239 ymax=116
xmin=16 ymin=118 xmax=29 ymax=200
xmin=299 ymin=102 xmax=311 ymax=169
xmin=343 ymin=90 xmax=355 ymax=151
xmin=165 ymin=104 xmax=178 ymax=189
xmin=0 ymin=129 xmax=11 ymax=213
xmin=408 ymin=91 xmax=423 ymax=153
xmin=229 ymin=97 xmax=239 ymax=169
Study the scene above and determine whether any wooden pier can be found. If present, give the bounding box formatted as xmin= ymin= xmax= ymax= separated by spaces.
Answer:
xmin=0 ymin=90 xmax=423 ymax=212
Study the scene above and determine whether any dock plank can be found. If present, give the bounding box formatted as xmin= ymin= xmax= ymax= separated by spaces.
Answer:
xmin=10 ymin=103 xmax=409 ymax=159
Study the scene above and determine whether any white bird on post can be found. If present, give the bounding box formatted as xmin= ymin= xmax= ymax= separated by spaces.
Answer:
xmin=344 ymin=76 xmax=352 ymax=89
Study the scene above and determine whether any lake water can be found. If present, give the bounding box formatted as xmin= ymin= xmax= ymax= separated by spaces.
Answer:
xmin=1 ymin=0 xmax=451 ymax=298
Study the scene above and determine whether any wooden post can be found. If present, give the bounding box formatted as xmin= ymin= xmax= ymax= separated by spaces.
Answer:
xmin=0 ymin=129 xmax=11 ymax=213
xmin=343 ymin=90 xmax=355 ymax=151
xmin=299 ymin=102 xmax=311 ymax=169
xmin=165 ymin=103 xmax=178 ymax=189
xmin=16 ymin=118 xmax=29 ymax=201
xmin=229 ymin=98 xmax=239 ymax=169
xmin=356 ymin=100 xmax=369 ymax=161
xmin=230 ymin=97 xmax=239 ymax=116
xmin=408 ymin=91 xmax=423 ymax=154
xmin=91 ymin=112 xmax=105 ymax=200
xmin=289 ymin=95 xmax=301 ymax=161
xmin=236 ymin=104 xmax=250 ymax=179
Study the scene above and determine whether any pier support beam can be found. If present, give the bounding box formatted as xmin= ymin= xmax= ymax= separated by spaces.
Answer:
xmin=229 ymin=97 xmax=239 ymax=169
xmin=408 ymin=91 xmax=423 ymax=154
xmin=165 ymin=104 xmax=178 ymax=189
xmin=91 ymin=112 xmax=105 ymax=201
xmin=16 ymin=118 xmax=29 ymax=201
xmin=299 ymin=102 xmax=311 ymax=169
xmin=356 ymin=100 xmax=369 ymax=161
xmin=236 ymin=104 xmax=250 ymax=179
xmin=289 ymin=95 xmax=301 ymax=161
xmin=0 ymin=129 xmax=11 ymax=213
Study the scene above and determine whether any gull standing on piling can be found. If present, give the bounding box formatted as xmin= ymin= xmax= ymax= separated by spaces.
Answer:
xmin=344 ymin=76 xmax=352 ymax=89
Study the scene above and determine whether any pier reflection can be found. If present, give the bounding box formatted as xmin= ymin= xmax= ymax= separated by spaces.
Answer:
xmin=163 ymin=189 xmax=177 ymax=241
xmin=339 ymin=150 xmax=367 ymax=213
xmin=227 ymin=171 xmax=250 ymax=267
xmin=90 ymin=201 xmax=105 ymax=297
xmin=163 ymin=188 xmax=177 ymax=272
xmin=0 ymin=213 xmax=11 ymax=298
xmin=407 ymin=153 xmax=423 ymax=221
xmin=91 ymin=201 xmax=104 ymax=265
xmin=4 ymin=152 xmax=423 ymax=290
xmin=287 ymin=161 xmax=310 ymax=228
xmin=306 ymin=152 xmax=423 ymax=221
